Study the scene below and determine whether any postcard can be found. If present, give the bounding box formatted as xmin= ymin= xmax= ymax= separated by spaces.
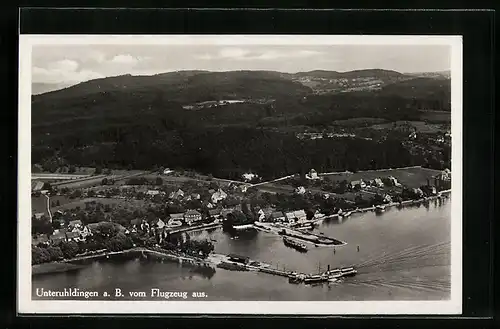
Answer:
xmin=18 ymin=34 xmax=462 ymax=314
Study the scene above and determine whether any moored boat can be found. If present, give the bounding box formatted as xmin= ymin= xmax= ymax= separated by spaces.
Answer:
xmin=375 ymin=205 xmax=386 ymax=213
xmin=304 ymin=274 xmax=328 ymax=284
xmin=283 ymin=237 xmax=308 ymax=252
xmin=340 ymin=267 xmax=357 ymax=277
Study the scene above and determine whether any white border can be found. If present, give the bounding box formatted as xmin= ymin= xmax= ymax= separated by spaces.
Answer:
xmin=18 ymin=35 xmax=463 ymax=315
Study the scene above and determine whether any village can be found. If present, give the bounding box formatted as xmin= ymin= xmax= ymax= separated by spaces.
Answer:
xmin=31 ymin=165 xmax=451 ymax=267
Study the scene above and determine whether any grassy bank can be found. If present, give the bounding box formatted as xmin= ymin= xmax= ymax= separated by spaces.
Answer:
xmin=32 ymin=262 xmax=87 ymax=276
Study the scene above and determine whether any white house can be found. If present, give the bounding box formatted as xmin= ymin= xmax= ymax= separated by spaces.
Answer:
xmin=285 ymin=212 xmax=296 ymax=224
xmin=294 ymin=186 xmax=306 ymax=195
xmin=382 ymin=194 xmax=393 ymax=203
xmin=146 ymin=190 xmax=160 ymax=197
xmin=374 ymin=178 xmax=384 ymax=187
xmin=184 ymin=210 xmax=203 ymax=226
xmin=270 ymin=211 xmax=286 ymax=223
xmin=163 ymin=168 xmax=174 ymax=175
xmin=305 ymin=169 xmax=320 ymax=180
xmin=350 ymin=180 xmax=366 ymax=189
xmin=242 ymin=173 xmax=258 ymax=182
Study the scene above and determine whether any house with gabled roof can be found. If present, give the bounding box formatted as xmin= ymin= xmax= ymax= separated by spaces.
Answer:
xmin=270 ymin=211 xmax=286 ymax=222
xmin=293 ymin=210 xmax=308 ymax=221
xmin=211 ymin=188 xmax=227 ymax=204
xmin=285 ymin=212 xmax=296 ymax=224
xmin=169 ymin=189 xmax=185 ymax=199
xmin=153 ymin=218 xmax=166 ymax=229
xmin=68 ymin=219 xmax=83 ymax=229
xmin=374 ymin=178 xmax=384 ymax=187
xmin=66 ymin=231 xmax=81 ymax=242
xmin=257 ymin=207 xmax=274 ymax=222
xmin=184 ymin=209 xmax=203 ymax=226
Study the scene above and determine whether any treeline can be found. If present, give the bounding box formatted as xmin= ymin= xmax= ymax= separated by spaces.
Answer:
xmin=37 ymin=126 xmax=421 ymax=180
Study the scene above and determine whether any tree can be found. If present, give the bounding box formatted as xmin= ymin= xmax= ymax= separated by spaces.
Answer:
xmin=101 ymin=178 xmax=109 ymax=185
xmin=68 ymin=165 xmax=76 ymax=173
xmin=94 ymin=166 xmax=103 ymax=175
xmin=105 ymin=233 xmax=133 ymax=252
xmin=32 ymin=217 xmax=53 ymax=235
xmin=155 ymin=177 xmax=163 ymax=186
xmin=95 ymin=222 xmax=119 ymax=238
xmin=46 ymin=246 xmax=64 ymax=261
xmin=69 ymin=190 xmax=82 ymax=199
xmin=32 ymin=247 xmax=50 ymax=264
xmin=56 ymin=200 xmax=61 ymax=206
xmin=60 ymin=241 xmax=80 ymax=259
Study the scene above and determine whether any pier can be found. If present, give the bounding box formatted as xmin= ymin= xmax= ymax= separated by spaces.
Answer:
xmin=211 ymin=252 xmax=356 ymax=284
xmin=253 ymin=221 xmax=346 ymax=246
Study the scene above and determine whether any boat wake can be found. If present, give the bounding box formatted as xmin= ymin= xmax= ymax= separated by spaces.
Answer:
xmin=348 ymin=241 xmax=451 ymax=292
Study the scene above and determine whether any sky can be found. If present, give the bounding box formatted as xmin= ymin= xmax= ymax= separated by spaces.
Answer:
xmin=32 ymin=44 xmax=451 ymax=85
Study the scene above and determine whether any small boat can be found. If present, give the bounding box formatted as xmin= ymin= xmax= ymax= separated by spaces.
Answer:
xmin=340 ymin=267 xmax=357 ymax=277
xmin=342 ymin=211 xmax=352 ymax=217
xmin=283 ymin=237 xmax=308 ymax=252
xmin=375 ymin=205 xmax=386 ymax=214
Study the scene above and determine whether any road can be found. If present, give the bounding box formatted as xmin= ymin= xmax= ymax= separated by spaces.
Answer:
xmin=32 ymin=173 xmax=91 ymax=180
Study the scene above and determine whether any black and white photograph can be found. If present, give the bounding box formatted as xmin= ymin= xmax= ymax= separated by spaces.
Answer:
xmin=18 ymin=35 xmax=462 ymax=314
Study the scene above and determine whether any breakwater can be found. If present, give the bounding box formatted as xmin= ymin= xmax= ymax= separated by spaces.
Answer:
xmin=169 ymin=222 xmax=222 ymax=234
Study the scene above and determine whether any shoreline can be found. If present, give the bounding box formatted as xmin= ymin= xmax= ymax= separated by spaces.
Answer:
xmin=32 ymin=247 xmax=213 ymax=276
xmin=350 ymin=189 xmax=451 ymax=215
xmin=32 ymin=192 xmax=450 ymax=276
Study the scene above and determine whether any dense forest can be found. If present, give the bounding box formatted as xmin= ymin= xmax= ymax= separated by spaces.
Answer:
xmin=31 ymin=70 xmax=451 ymax=178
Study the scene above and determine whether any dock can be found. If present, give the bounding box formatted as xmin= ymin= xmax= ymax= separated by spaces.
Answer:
xmin=253 ymin=222 xmax=346 ymax=246
xmin=212 ymin=253 xmax=356 ymax=284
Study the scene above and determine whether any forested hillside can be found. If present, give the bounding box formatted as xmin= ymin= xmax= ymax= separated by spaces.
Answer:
xmin=32 ymin=69 xmax=451 ymax=177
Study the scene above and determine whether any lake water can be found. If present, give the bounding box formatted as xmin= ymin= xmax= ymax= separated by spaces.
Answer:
xmin=32 ymin=198 xmax=451 ymax=301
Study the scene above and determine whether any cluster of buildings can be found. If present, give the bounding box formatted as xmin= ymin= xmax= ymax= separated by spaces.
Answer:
xmin=32 ymin=219 xmax=95 ymax=246
xmin=295 ymin=132 xmax=357 ymax=140
xmin=256 ymin=207 xmax=321 ymax=226
xmin=132 ymin=186 xmax=229 ymax=206
xmin=348 ymin=176 xmax=401 ymax=191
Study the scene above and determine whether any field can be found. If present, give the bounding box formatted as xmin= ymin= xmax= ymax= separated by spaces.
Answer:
xmin=321 ymin=166 xmax=442 ymax=189
xmin=330 ymin=117 xmax=388 ymax=127
xmin=53 ymin=170 xmax=147 ymax=189
xmin=51 ymin=197 xmax=147 ymax=212
xmin=370 ymin=120 xmax=449 ymax=133
xmin=420 ymin=111 xmax=452 ymax=123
